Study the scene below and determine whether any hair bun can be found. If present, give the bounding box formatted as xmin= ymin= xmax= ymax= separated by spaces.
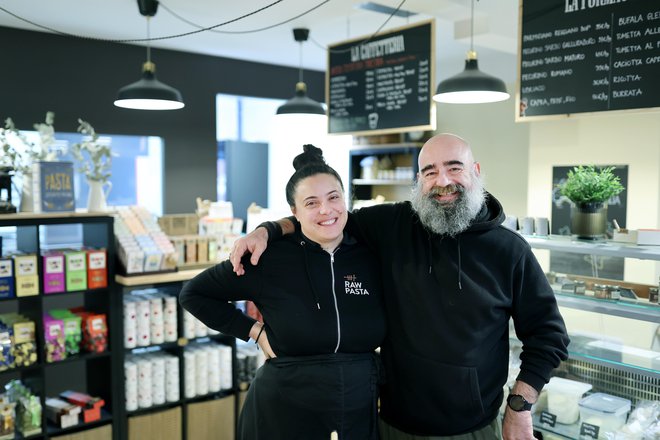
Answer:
xmin=292 ymin=144 xmax=325 ymax=171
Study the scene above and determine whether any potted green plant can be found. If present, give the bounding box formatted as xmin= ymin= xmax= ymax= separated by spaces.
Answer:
xmin=557 ymin=165 xmax=625 ymax=239
xmin=0 ymin=112 xmax=62 ymax=212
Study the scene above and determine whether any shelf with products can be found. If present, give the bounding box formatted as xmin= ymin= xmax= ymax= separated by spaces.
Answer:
xmin=522 ymin=234 xmax=660 ymax=438
xmin=525 ymin=235 xmax=660 ymax=261
xmin=348 ymin=142 xmax=422 ymax=209
xmin=115 ymin=275 xmax=238 ymax=440
xmin=0 ymin=212 xmax=117 ymax=440
xmin=552 ymin=291 xmax=659 ymax=324
xmin=45 ymin=408 xmax=113 ymax=437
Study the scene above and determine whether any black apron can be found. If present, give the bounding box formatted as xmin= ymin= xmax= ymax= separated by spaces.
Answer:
xmin=238 ymin=352 xmax=382 ymax=440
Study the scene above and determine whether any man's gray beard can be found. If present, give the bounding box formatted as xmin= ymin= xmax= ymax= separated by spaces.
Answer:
xmin=411 ymin=176 xmax=485 ymax=236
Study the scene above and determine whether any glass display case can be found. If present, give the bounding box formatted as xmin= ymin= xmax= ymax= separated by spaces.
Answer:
xmin=524 ymin=235 xmax=660 ymax=439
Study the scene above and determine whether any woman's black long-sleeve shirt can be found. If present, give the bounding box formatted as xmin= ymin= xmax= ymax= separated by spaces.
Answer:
xmin=179 ymin=230 xmax=385 ymax=356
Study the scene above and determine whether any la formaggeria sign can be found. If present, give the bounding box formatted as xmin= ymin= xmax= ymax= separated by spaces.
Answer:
xmin=517 ymin=0 xmax=660 ymax=120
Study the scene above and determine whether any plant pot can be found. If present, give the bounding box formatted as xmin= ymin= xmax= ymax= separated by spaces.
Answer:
xmin=571 ymin=202 xmax=607 ymax=239
xmin=19 ymin=172 xmax=34 ymax=213
xmin=87 ymin=179 xmax=112 ymax=212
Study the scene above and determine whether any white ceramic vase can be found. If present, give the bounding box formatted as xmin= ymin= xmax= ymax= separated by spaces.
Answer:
xmin=19 ymin=172 xmax=34 ymax=212
xmin=87 ymin=179 xmax=112 ymax=212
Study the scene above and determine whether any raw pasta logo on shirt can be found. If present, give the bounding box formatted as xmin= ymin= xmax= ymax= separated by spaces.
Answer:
xmin=344 ymin=274 xmax=370 ymax=295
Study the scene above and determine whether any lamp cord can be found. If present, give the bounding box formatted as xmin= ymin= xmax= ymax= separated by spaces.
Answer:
xmin=298 ymin=42 xmax=304 ymax=84
xmin=309 ymin=0 xmax=407 ymax=54
xmin=0 ymin=0 xmax=284 ymax=43
xmin=470 ymin=0 xmax=475 ymax=52
xmin=159 ymin=0 xmax=329 ymax=34
xmin=146 ymin=17 xmax=152 ymax=64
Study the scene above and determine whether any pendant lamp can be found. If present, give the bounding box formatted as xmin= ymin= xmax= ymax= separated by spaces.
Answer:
xmin=433 ymin=0 xmax=509 ymax=104
xmin=114 ymin=0 xmax=185 ymax=110
xmin=276 ymin=28 xmax=325 ymax=116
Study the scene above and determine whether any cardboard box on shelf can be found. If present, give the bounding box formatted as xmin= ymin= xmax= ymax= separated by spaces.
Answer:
xmin=637 ymin=229 xmax=660 ymax=246
xmin=186 ymin=396 xmax=234 ymax=440
xmin=128 ymin=406 xmax=181 ymax=440
xmin=158 ymin=214 xmax=199 ymax=236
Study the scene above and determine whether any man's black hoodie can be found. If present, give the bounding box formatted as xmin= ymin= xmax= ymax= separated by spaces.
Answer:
xmin=349 ymin=193 xmax=569 ymax=436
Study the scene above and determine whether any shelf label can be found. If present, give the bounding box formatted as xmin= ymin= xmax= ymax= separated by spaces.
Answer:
xmin=539 ymin=411 xmax=557 ymax=427
xmin=580 ymin=422 xmax=600 ymax=439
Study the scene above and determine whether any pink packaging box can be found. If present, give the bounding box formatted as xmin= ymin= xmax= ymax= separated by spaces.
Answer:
xmin=43 ymin=253 xmax=65 ymax=294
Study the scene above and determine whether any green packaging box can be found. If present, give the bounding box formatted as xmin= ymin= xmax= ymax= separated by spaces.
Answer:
xmin=64 ymin=251 xmax=87 ymax=292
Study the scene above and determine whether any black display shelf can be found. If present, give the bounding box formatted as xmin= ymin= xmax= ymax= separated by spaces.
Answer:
xmin=45 ymin=409 xmax=112 ymax=437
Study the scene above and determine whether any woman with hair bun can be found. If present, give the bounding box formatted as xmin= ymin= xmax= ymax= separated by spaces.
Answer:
xmin=180 ymin=144 xmax=385 ymax=439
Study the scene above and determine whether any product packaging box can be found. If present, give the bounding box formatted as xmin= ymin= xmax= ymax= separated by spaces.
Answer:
xmin=196 ymin=237 xmax=209 ymax=263
xmin=64 ymin=250 xmax=87 ymax=291
xmin=545 ymin=377 xmax=592 ymax=424
xmin=72 ymin=309 xmax=108 ymax=353
xmin=86 ymin=249 xmax=107 ymax=289
xmin=45 ymin=397 xmax=81 ymax=428
xmin=14 ymin=254 xmax=39 ymax=297
xmin=8 ymin=317 xmax=38 ymax=367
xmin=0 ymin=324 xmax=14 ymax=370
xmin=578 ymin=392 xmax=631 ymax=438
xmin=637 ymin=229 xmax=660 ymax=246
xmin=60 ymin=390 xmax=105 ymax=423
xmin=143 ymin=250 xmax=163 ymax=272
xmin=0 ymin=258 xmax=15 ymax=299
xmin=185 ymin=237 xmax=197 ymax=263
xmin=49 ymin=309 xmax=82 ymax=356
xmin=31 ymin=161 xmax=75 ymax=213
xmin=43 ymin=252 xmax=65 ymax=294
xmin=43 ymin=314 xmax=67 ymax=363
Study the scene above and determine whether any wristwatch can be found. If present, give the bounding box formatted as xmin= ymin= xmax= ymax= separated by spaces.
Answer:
xmin=506 ymin=394 xmax=533 ymax=412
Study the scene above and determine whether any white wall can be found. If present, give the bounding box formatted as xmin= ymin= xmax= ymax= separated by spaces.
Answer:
xmin=268 ymin=114 xmax=352 ymax=216
xmin=527 ymin=111 xmax=660 ymax=284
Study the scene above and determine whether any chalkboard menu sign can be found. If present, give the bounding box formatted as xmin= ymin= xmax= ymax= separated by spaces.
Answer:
xmin=326 ymin=20 xmax=435 ymax=135
xmin=517 ymin=0 xmax=660 ymax=120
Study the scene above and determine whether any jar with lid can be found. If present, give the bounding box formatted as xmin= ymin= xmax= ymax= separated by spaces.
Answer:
xmin=607 ymin=285 xmax=621 ymax=300
xmin=593 ymin=284 xmax=609 ymax=299
xmin=649 ymin=287 xmax=659 ymax=304
xmin=573 ymin=280 xmax=586 ymax=295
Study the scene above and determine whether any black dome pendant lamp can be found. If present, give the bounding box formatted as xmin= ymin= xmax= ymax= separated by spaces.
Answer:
xmin=114 ymin=0 xmax=185 ymax=110
xmin=433 ymin=0 xmax=509 ymax=104
xmin=276 ymin=28 xmax=325 ymax=116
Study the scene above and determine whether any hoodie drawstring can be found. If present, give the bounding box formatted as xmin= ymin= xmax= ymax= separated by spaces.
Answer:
xmin=300 ymin=240 xmax=322 ymax=309
xmin=428 ymin=234 xmax=463 ymax=291
xmin=457 ymin=236 xmax=462 ymax=291
xmin=428 ymin=237 xmax=433 ymax=274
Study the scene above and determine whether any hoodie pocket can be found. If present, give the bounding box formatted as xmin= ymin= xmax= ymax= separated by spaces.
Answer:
xmin=382 ymin=349 xmax=485 ymax=434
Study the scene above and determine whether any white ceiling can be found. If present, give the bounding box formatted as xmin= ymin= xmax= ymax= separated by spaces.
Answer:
xmin=0 ymin=0 xmax=520 ymax=83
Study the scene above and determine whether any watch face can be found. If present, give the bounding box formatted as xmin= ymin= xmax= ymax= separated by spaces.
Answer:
xmin=508 ymin=394 xmax=531 ymax=411
xmin=509 ymin=395 xmax=525 ymax=410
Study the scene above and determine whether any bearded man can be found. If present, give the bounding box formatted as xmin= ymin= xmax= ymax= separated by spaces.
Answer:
xmin=230 ymin=133 xmax=569 ymax=440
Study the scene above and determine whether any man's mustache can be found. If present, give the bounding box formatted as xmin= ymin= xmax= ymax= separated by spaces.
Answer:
xmin=427 ymin=184 xmax=463 ymax=197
